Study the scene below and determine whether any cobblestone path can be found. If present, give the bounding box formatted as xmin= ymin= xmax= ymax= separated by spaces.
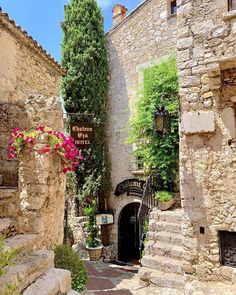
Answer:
xmin=81 ymin=260 xmax=183 ymax=295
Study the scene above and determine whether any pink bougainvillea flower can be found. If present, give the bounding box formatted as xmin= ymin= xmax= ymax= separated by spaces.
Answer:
xmin=8 ymin=125 xmax=83 ymax=174
xmin=25 ymin=137 xmax=35 ymax=144
xmin=39 ymin=146 xmax=51 ymax=154
xmin=36 ymin=126 xmax=46 ymax=132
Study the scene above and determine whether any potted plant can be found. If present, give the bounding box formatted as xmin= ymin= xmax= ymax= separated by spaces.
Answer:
xmin=155 ymin=191 xmax=175 ymax=211
xmin=85 ymin=203 xmax=103 ymax=261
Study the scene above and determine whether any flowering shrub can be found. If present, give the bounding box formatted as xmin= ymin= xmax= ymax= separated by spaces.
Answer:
xmin=8 ymin=126 xmax=83 ymax=174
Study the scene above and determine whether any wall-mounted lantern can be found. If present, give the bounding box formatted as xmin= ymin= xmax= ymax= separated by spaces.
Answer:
xmin=154 ymin=107 xmax=171 ymax=135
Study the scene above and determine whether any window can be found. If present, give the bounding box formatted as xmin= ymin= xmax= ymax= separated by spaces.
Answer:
xmin=229 ymin=0 xmax=236 ymax=11
xmin=171 ymin=0 xmax=177 ymax=15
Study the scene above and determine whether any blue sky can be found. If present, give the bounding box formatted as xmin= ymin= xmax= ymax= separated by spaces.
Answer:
xmin=0 ymin=0 xmax=143 ymax=62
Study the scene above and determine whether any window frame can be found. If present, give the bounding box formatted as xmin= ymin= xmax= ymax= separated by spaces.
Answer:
xmin=228 ymin=0 xmax=236 ymax=11
xmin=167 ymin=0 xmax=177 ymax=18
xmin=170 ymin=0 xmax=177 ymax=15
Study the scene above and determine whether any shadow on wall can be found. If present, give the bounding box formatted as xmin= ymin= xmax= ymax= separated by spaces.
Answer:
xmin=0 ymin=101 xmax=28 ymax=186
xmin=106 ymin=38 xmax=134 ymax=190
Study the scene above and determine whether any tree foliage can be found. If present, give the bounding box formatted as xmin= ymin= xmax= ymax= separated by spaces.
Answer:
xmin=127 ymin=56 xmax=179 ymax=190
xmin=61 ymin=0 xmax=110 ymax=206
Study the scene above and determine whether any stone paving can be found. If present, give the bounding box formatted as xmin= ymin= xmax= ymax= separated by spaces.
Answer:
xmin=81 ymin=260 xmax=183 ymax=295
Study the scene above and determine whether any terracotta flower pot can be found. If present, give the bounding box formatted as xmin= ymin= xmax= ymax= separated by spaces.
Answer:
xmin=158 ymin=199 xmax=175 ymax=211
xmin=86 ymin=245 xmax=103 ymax=261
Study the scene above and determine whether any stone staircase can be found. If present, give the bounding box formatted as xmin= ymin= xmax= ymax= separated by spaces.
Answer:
xmin=0 ymin=187 xmax=80 ymax=295
xmin=139 ymin=208 xmax=184 ymax=290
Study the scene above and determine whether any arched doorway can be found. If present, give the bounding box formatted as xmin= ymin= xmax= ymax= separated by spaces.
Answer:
xmin=118 ymin=202 xmax=147 ymax=263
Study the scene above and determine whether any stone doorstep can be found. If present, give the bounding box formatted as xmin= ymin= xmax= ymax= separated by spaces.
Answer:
xmin=0 ymin=250 xmax=54 ymax=294
xmin=22 ymin=268 xmax=71 ymax=295
xmin=155 ymin=209 xmax=182 ymax=223
xmin=141 ymin=255 xmax=183 ymax=274
xmin=4 ymin=233 xmax=38 ymax=255
xmin=0 ymin=187 xmax=19 ymax=199
xmin=152 ymin=241 xmax=183 ymax=259
xmin=139 ymin=267 xmax=184 ymax=289
xmin=0 ymin=217 xmax=16 ymax=234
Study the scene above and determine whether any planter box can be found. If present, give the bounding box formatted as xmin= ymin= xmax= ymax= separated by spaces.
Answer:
xmin=86 ymin=245 xmax=103 ymax=261
xmin=158 ymin=199 xmax=175 ymax=211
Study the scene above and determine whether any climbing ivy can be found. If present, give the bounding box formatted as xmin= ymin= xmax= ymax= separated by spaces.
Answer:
xmin=61 ymin=0 xmax=110 ymax=208
xmin=127 ymin=55 xmax=179 ymax=190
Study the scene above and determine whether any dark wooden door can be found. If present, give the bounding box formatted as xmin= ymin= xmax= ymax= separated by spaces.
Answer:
xmin=118 ymin=202 xmax=140 ymax=263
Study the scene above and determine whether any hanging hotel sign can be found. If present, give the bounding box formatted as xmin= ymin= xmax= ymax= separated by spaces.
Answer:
xmin=115 ymin=179 xmax=146 ymax=198
xmin=70 ymin=122 xmax=94 ymax=149
xmin=96 ymin=214 xmax=114 ymax=225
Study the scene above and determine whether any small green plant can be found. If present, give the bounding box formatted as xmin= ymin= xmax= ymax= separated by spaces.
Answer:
xmin=0 ymin=236 xmax=16 ymax=276
xmin=54 ymin=244 xmax=88 ymax=292
xmin=85 ymin=203 xmax=101 ymax=248
xmin=3 ymin=283 xmax=19 ymax=295
xmin=155 ymin=191 xmax=173 ymax=202
xmin=0 ymin=236 xmax=19 ymax=295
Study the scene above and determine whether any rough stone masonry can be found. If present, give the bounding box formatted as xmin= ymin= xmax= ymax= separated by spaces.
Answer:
xmin=178 ymin=0 xmax=236 ymax=293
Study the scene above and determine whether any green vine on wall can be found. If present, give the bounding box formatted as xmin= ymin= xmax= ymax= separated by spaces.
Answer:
xmin=127 ymin=55 xmax=179 ymax=190
xmin=61 ymin=0 xmax=110 ymax=209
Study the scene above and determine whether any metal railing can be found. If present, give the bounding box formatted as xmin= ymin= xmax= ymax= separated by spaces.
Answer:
xmin=138 ymin=174 xmax=159 ymax=257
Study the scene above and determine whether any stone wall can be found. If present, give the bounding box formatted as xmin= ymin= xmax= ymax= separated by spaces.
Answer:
xmin=178 ymin=0 xmax=236 ymax=288
xmin=107 ymin=0 xmax=177 ymax=244
xmin=0 ymin=25 xmax=61 ymax=102
xmin=0 ymin=21 xmax=62 ymax=186
xmin=16 ymin=95 xmax=65 ymax=248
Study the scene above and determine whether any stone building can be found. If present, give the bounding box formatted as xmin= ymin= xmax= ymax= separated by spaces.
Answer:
xmin=107 ymin=0 xmax=236 ymax=294
xmin=107 ymin=0 xmax=178 ymax=262
xmin=0 ymin=8 xmax=79 ymax=294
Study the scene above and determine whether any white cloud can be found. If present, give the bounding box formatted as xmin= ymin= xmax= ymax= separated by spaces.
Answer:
xmin=97 ymin=0 xmax=113 ymax=9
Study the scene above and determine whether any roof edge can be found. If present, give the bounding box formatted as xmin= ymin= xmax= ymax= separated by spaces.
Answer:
xmin=106 ymin=0 xmax=151 ymax=36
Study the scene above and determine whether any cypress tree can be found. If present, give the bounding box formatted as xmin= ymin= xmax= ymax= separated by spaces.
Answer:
xmin=61 ymin=0 xmax=110 ymax=211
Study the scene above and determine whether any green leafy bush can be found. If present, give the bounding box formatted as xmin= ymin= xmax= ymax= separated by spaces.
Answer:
xmin=0 ymin=236 xmax=19 ymax=295
xmin=127 ymin=55 xmax=179 ymax=190
xmin=155 ymin=191 xmax=173 ymax=202
xmin=54 ymin=244 xmax=87 ymax=292
xmin=85 ymin=204 xmax=101 ymax=248
xmin=0 ymin=236 xmax=16 ymax=276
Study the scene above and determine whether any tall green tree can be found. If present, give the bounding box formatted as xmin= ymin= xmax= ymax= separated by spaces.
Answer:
xmin=61 ymin=0 xmax=110 ymax=210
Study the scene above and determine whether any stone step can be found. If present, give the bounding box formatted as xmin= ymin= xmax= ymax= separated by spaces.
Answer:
xmin=147 ymin=231 xmax=182 ymax=245
xmin=0 ymin=187 xmax=18 ymax=199
xmin=22 ymin=268 xmax=71 ymax=295
xmin=141 ymin=255 xmax=183 ymax=274
xmin=154 ymin=209 xmax=182 ymax=223
xmin=0 ymin=217 xmax=17 ymax=237
xmin=153 ymin=241 xmax=183 ymax=259
xmin=150 ymin=221 xmax=181 ymax=234
xmin=0 ymin=250 xmax=54 ymax=294
xmin=0 ymin=188 xmax=19 ymax=218
xmin=144 ymin=241 xmax=155 ymax=256
xmin=139 ymin=267 xmax=184 ymax=289
xmin=67 ymin=290 xmax=81 ymax=295
xmin=4 ymin=233 xmax=38 ymax=255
